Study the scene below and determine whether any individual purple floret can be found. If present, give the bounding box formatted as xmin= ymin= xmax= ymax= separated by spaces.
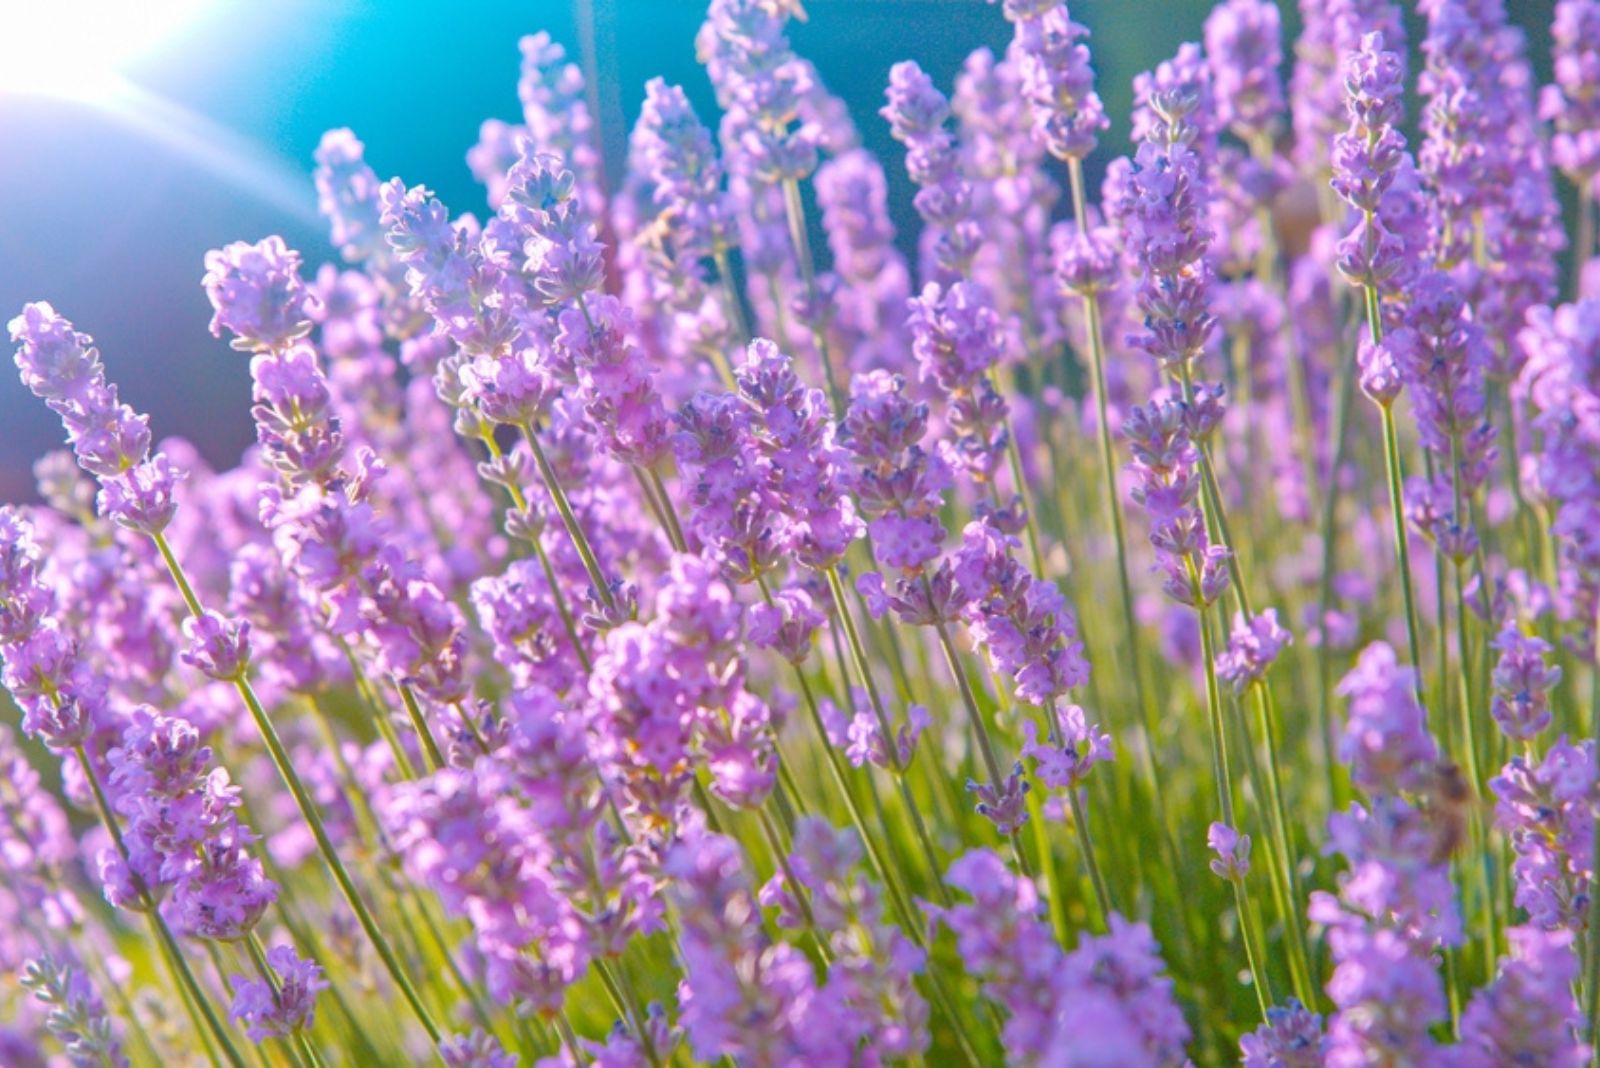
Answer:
xmin=229 ymin=944 xmax=328 ymax=1042
xmin=965 ymin=761 xmax=1031 ymax=835
xmin=180 ymin=610 xmax=252 ymax=683
xmin=1215 ymin=608 xmax=1292 ymax=693
xmin=745 ymin=583 xmax=823 ymax=665
xmin=1020 ymin=703 xmax=1110 ymax=791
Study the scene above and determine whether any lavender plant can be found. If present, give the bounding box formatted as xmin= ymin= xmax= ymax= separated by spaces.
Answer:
xmin=6 ymin=0 xmax=1600 ymax=1063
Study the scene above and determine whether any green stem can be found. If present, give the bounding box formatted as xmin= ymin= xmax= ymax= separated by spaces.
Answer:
xmin=518 ymin=421 xmax=616 ymax=613
xmin=1360 ymin=287 xmax=1424 ymax=684
xmin=1233 ymin=876 xmax=1274 ymax=1018
xmin=1253 ymin=685 xmax=1318 ymax=1008
xmin=648 ymin=467 xmax=689 ymax=555
xmin=595 ymin=958 xmax=662 ymax=1068
xmin=1193 ymin=585 xmax=1236 ymax=829
xmin=1589 ymin=608 xmax=1600 ymax=1056
xmin=1066 ymin=785 xmax=1113 ymax=927
xmin=397 ymin=681 xmax=447 ymax=772
xmin=1315 ymin=318 xmax=1358 ymax=812
xmin=477 ymin=427 xmax=591 ymax=673
xmin=780 ymin=177 xmax=845 ymax=415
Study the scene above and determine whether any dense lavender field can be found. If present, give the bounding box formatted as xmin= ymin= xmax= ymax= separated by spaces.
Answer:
xmin=3 ymin=0 xmax=1600 ymax=1063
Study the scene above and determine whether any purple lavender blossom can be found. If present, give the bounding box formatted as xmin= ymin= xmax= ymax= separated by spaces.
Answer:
xmin=18 ymin=956 xmax=127 ymax=1068
xmin=201 ymin=237 xmax=319 ymax=353
xmin=1241 ymin=999 xmax=1325 ymax=1067
xmin=1489 ymin=624 xmax=1562 ymax=741
xmin=840 ymin=369 xmax=951 ymax=574
xmin=1020 ymin=703 xmax=1110 ymax=791
xmin=1215 ymin=608 xmax=1292 ymax=692
xmin=1207 ymin=821 xmax=1252 ymax=880
xmin=1519 ymin=300 xmax=1600 ymax=659
xmin=230 ymin=945 xmax=327 ymax=1041
xmin=1335 ymin=642 xmax=1437 ymax=795
xmin=8 ymin=303 xmax=188 ymax=536
xmin=1542 ymin=1 xmax=1600 ymax=189
xmin=994 ymin=2 xmax=1110 ymax=163
xmin=734 ymin=339 xmax=863 ymax=569
xmin=883 ymin=61 xmax=981 ymax=281
xmin=1330 ymin=33 xmax=1414 ymax=297
xmin=1492 ymin=740 xmax=1596 ymax=932
xmin=1451 ymin=925 xmax=1587 ymax=1066
xmin=1203 ymin=0 xmax=1284 ymax=142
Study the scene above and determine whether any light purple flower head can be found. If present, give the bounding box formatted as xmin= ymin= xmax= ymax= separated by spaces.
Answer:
xmin=996 ymin=2 xmax=1110 ymax=162
xmin=229 ymin=944 xmax=326 ymax=1042
xmin=1216 ymin=608 xmax=1292 ymax=693
xmin=1241 ymin=999 xmax=1325 ymax=1067
xmin=202 ymin=237 xmax=319 ymax=353
xmin=10 ymin=303 xmax=157 ymax=485
xmin=1453 ymin=925 xmax=1586 ymax=1067
xmin=1203 ymin=0 xmax=1284 ymax=141
xmin=1542 ymin=1 xmax=1600 ymax=186
xmin=1336 ymin=642 xmax=1437 ymax=795
xmin=180 ymin=610 xmax=252 ymax=682
xmin=1020 ymin=704 xmax=1110 ymax=791
xmin=1489 ymin=624 xmax=1561 ymax=741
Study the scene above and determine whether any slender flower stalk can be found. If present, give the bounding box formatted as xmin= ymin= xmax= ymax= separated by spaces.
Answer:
xmin=1330 ymin=34 xmax=1425 ymax=682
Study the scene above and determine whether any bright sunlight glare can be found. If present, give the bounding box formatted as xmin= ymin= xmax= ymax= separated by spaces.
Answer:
xmin=0 ymin=0 xmax=212 ymax=99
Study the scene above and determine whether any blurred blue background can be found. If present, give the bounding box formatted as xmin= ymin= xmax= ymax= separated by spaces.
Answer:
xmin=0 ymin=0 xmax=1557 ymax=501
